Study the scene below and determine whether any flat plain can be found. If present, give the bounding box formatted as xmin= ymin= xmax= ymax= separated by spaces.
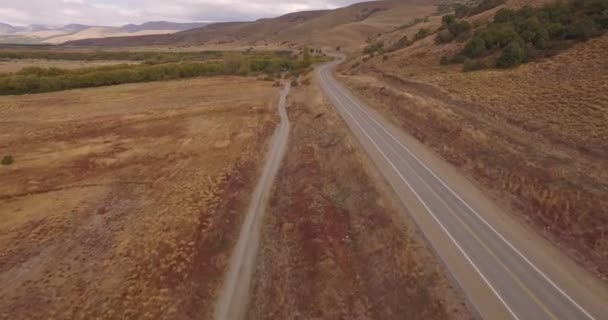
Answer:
xmin=0 ymin=77 xmax=278 ymax=319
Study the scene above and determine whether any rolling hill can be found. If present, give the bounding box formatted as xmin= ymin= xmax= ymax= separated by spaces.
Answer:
xmin=0 ymin=22 xmax=208 ymax=45
xmin=64 ymin=0 xmax=440 ymax=51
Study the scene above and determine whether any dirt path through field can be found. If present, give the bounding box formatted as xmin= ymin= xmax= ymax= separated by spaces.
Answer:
xmin=213 ymin=83 xmax=291 ymax=320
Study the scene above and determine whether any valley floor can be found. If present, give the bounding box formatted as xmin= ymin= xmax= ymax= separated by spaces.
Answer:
xmin=0 ymin=77 xmax=277 ymax=319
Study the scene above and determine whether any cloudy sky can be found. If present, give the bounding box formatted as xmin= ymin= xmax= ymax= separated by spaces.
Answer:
xmin=0 ymin=0 xmax=365 ymax=26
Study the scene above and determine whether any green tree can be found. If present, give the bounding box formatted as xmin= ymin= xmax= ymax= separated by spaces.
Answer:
xmin=449 ymin=20 xmax=472 ymax=38
xmin=442 ymin=14 xmax=457 ymax=27
xmin=566 ymin=16 xmax=599 ymax=39
xmin=463 ymin=36 xmax=487 ymax=57
xmin=494 ymin=8 xmax=516 ymax=23
xmin=496 ymin=40 xmax=525 ymax=68
xmin=533 ymin=28 xmax=549 ymax=49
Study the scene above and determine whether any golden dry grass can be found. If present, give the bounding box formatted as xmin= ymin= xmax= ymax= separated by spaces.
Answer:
xmin=0 ymin=77 xmax=279 ymax=319
xmin=247 ymin=76 xmax=472 ymax=319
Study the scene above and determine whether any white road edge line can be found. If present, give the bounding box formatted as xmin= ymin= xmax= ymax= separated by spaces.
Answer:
xmin=326 ymin=67 xmax=595 ymax=320
xmin=319 ymin=71 xmax=521 ymax=320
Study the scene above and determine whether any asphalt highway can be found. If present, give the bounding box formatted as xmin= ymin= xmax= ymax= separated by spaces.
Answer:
xmin=318 ymin=59 xmax=608 ymax=320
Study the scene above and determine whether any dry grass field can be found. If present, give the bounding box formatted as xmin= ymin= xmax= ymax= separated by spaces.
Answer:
xmin=0 ymin=59 xmax=139 ymax=73
xmin=0 ymin=77 xmax=278 ymax=319
xmin=341 ymin=33 xmax=608 ymax=278
xmin=247 ymin=76 xmax=472 ymax=319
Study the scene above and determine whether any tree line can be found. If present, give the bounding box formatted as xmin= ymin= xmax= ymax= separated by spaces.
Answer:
xmin=0 ymin=51 xmax=314 ymax=95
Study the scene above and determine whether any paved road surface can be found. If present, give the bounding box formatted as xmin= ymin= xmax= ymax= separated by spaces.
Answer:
xmin=213 ymin=84 xmax=291 ymax=320
xmin=318 ymin=59 xmax=608 ymax=320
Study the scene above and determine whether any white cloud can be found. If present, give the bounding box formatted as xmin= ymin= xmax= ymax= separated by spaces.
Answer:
xmin=0 ymin=0 xmax=364 ymax=26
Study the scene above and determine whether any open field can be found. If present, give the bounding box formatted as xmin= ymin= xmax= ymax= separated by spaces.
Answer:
xmin=340 ymin=32 xmax=608 ymax=278
xmin=247 ymin=75 xmax=473 ymax=319
xmin=0 ymin=77 xmax=279 ymax=319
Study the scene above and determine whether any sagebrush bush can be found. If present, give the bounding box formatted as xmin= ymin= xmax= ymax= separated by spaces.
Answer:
xmin=496 ymin=40 xmax=526 ymax=68
xmin=363 ymin=42 xmax=384 ymax=54
xmin=415 ymin=28 xmax=431 ymax=40
xmin=1 ymin=155 xmax=14 ymax=166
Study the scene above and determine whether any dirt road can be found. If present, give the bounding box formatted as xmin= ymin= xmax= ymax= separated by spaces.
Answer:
xmin=213 ymin=84 xmax=291 ymax=320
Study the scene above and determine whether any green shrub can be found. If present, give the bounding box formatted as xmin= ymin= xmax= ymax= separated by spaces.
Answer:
xmin=496 ymin=40 xmax=526 ymax=68
xmin=415 ymin=28 xmax=431 ymax=40
xmin=566 ymin=16 xmax=600 ymax=39
xmin=1 ymin=155 xmax=13 ymax=166
xmin=449 ymin=20 xmax=473 ymax=39
xmin=290 ymin=79 xmax=299 ymax=87
xmin=495 ymin=8 xmax=516 ymax=23
xmin=532 ymin=28 xmax=550 ymax=49
xmin=463 ymin=36 xmax=487 ymax=57
xmin=437 ymin=29 xmax=455 ymax=43
xmin=440 ymin=56 xmax=450 ymax=65
xmin=442 ymin=14 xmax=457 ymax=27
xmin=388 ymin=35 xmax=410 ymax=51
xmin=363 ymin=42 xmax=384 ymax=54
xmin=477 ymin=23 xmax=519 ymax=49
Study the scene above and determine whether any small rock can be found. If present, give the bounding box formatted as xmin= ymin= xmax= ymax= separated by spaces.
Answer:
xmin=319 ymin=135 xmax=340 ymax=148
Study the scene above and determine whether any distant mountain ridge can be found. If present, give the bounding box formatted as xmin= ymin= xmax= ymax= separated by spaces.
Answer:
xmin=64 ymin=0 xmax=438 ymax=51
xmin=0 ymin=21 xmax=208 ymax=44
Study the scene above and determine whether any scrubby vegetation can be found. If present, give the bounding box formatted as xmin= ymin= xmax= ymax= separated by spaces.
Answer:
xmin=0 ymin=50 xmax=225 ymax=63
xmin=437 ymin=14 xmax=473 ymax=43
xmin=363 ymin=42 xmax=385 ymax=55
xmin=388 ymin=36 xmax=412 ymax=52
xmin=415 ymin=28 xmax=432 ymax=40
xmin=0 ymin=63 xmax=223 ymax=95
xmin=450 ymin=0 xmax=608 ymax=69
xmin=1 ymin=155 xmax=13 ymax=166
xmin=0 ymin=52 xmax=311 ymax=95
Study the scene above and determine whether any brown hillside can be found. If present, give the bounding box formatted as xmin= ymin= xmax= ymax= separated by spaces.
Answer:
xmin=64 ymin=0 xmax=439 ymax=50
xmin=340 ymin=0 xmax=608 ymax=278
